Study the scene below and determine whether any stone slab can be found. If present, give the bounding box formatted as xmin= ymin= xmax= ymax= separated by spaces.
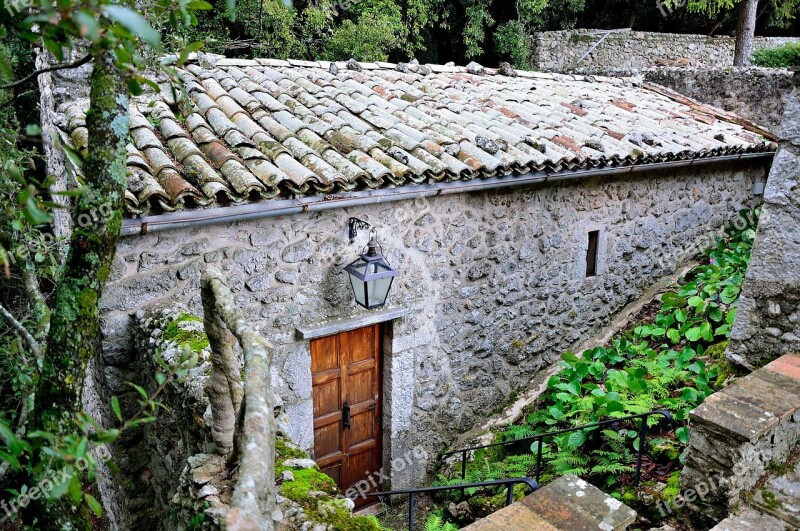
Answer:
xmin=709 ymin=506 xmax=788 ymax=531
xmin=690 ymin=389 xmax=780 ymax=443
xmin=724 ymin=370 xmax=800 ymax=422
xmin=294 ymin=307 xmax=412 ymax=340
xmin=539 ymin=475 xmax=637 ymax=530
xmin=765 ymin=353 xmax=800 ymax=382
xmin=521 ymin=475 xmax=636 ymax=531
xmin=462 ymin=502 xmax=559 ymax=530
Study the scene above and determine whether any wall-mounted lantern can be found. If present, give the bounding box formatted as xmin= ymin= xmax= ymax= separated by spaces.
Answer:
xmin=344 ymin=229 xmax=397 ymax=310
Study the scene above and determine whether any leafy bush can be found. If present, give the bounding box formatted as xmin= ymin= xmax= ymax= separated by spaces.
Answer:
xmin=751 ymin=42 xmax=800 ymax=68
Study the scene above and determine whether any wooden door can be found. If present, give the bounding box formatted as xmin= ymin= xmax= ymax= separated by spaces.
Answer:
xmin=311 ymin=324 xmax=382 ymax=507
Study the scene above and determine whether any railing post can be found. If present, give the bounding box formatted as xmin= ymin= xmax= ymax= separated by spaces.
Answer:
xmin=461 ymin=450 xmax=467 ymax=480
xmin=408 ymin=492 xmax=415 ymax=531
xmin=634 ymin=416 xmax=649 ymax=486
xmin=506 ymin=484 xmax=514 ymax=506
xmin=535 ymin=436 xmax=543 ymax=484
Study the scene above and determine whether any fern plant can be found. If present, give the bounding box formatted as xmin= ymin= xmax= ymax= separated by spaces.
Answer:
xmin=425 ymin=513 xmax=459 ymax=531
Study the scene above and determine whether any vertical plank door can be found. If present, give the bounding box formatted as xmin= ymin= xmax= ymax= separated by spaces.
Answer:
xmin=311 ymin=324 xmax=382 ymax=507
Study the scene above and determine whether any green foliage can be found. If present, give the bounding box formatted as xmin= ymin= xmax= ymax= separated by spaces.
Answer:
xmin=426 ymin=512 xmax=460 ymax=531
xmin=179 ymin=0 xmax=408 ymax=62
xmin=751 ymin=42 xmax=800 ymax=67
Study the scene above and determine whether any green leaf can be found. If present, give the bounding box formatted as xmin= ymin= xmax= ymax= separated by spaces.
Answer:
xmin=606 ymin=400 xmax=624 ymax=414
xmin=720 ymin=285 xmax=740 ymax=304
xmin=85 ymin=493 xmax=103 ymax=516
xmin=726 ymin=308 xmax=737 ymax=325
xmin=69 ymin=472 xmax=82 ymax=502
xmin=186 ymin=0 xmax=214 ymax=9
xmin=688 ymin=296 xmax=704 ymax=308
xmin=104 ymin=5 xmax=161 ymax=48
xmin=567 ymin=430 xmax=586 ymax=448
xmin=714 ymin=324 xmax=730 ymax=336
xmin=178 ymin=41 xmax=205 ymax=66
xmin=700 ymin=321 xmax=713 ymax=341
xmin=128 ymin=383 xmax=149 ymax=399
xmin=0 ymin=450 xmax=20 ymax=471
xmin=43 ymin=38 xmax=64 ymax=61
xmin=155 ymin=373 xmax=167 ymax=385
xmin=708 ymin=307 xmax=724 ymax=322
xmin=667 ymin=329 xmax=681 ymax=343
xmin=661 ymin=292 xmax=686 ymax=310
xmin=111 ymin=396 xmax=122 ymax=422
xmin=676 ymin=427 xmax=690 ymax=444
xmin=23 ymin=197 xmax=53 ymax=226
xmin=685 ymin=327 xmax=703 ymax=342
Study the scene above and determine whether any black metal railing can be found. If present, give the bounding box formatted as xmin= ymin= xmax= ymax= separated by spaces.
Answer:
xmin=366 ymin=477 xmax=539 ymax=531
xmin=438 ymin=409 xmax=672 ymax=486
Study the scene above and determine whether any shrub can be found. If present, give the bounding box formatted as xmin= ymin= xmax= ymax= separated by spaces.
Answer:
xmin=751 ymin=42 xmax=800 ymax=68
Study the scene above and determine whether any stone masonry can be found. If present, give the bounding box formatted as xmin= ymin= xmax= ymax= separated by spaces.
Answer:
xmin=98 ymin=163 xmax=765 ymax=497
xmin=680 ymin=353 xmax=800 ymax=525
xmin=729 ymin=72 xmax=800 ymax=369
xmin=531 ymin=29 xmax=800 ymax=72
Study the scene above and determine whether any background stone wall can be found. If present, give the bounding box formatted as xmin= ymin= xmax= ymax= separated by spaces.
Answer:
xmin=728 ymin=74 xmax=800 ymax=369
xmin=578 ymin=67 xmax=793 ymax=133
xmin=532 ymin=29 xmax=799 ymax=72
xmin=99 ymin=163 xmax=763 ymax=492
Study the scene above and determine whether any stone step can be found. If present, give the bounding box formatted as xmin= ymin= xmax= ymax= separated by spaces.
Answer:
xmin=463 ymin=474 xmax=637 ymax=531
xmin=708 ymin=506 xmax=789 ymax=531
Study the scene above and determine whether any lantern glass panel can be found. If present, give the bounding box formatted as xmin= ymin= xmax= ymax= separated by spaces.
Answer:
xmin=367 ymin=262 xmax=394 ymax=308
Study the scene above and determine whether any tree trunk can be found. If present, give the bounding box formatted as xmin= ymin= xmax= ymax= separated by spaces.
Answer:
xmin=28 ymin=46 xmax=128 ymax=529
xmin=734 ymin=0 xmax=759 ymax=66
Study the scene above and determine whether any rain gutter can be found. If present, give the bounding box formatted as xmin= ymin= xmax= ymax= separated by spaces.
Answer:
xmin=120 ymin=152 xmax=774 ymax=237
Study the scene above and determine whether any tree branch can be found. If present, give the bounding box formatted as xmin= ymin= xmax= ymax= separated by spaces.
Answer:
xmin=0 ymin=55 xmax=91 ymax=91
xmin=20 ymin=252 xmax=50 ymax=344
xmin=0 ymin=303 xmax=42 ymax=365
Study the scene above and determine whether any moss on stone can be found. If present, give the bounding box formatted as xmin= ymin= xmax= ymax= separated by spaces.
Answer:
xmin=760 ymin=487 xmax=779 ymax=509
xmin=663 ymin=470 xmax=682 ymax=502
xmin=275 ymin=437 xmax=307 ymax=466
xmin=705 ymin=340 xmax=729 ymax=360
xmin=307 ymin=499 xmax=384 ymax=530
xmin=163 ymin=313 xmax=210 ymax=351
xmin=280 ymin=467 xmax=338 ymax=502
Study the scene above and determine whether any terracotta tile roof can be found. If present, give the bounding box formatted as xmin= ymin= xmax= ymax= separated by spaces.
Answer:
xmin=56 ymin=57 xmax=776 ymax=216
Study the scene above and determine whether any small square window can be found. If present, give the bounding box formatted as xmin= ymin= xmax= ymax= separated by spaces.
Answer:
xmin=586 ymin=230 xmax=599 ymax=277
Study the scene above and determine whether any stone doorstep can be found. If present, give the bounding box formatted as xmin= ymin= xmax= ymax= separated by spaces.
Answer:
xmin=690 ymin=391 xmax=780 ymax=443
xmin=464 ymin=475 xmax=637 ymax=531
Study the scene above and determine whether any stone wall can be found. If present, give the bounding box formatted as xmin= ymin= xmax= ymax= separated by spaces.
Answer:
xmin=728 ymin=73 xmax=800 ymax=369
xmin=99 ymin=163 xmax=764 ymax=497
xmin=532 ymin=29 xmax=800 ymax=72
xmin=579 ymin=67 xmax=793 ymax=133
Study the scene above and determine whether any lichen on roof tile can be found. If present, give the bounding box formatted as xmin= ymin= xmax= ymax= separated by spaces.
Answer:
xmin=54 ymin=56 xmax=775 ymax=216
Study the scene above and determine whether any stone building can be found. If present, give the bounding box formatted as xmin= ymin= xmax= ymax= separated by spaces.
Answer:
xmin=46 ymin=55 xmax=775 ymax=520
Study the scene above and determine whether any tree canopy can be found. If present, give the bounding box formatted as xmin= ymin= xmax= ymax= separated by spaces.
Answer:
xmin=174 ymin=0 xmax=799 ymax=67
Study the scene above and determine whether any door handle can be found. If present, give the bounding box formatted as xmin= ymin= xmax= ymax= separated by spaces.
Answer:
xmin=342 ymin=401 xmax=351 ymax=429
